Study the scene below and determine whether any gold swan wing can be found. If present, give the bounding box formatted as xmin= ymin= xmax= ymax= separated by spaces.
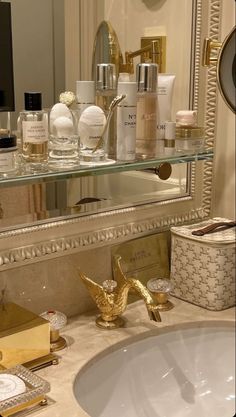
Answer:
xmin=79 ymin=271 xmax=115 ymax=313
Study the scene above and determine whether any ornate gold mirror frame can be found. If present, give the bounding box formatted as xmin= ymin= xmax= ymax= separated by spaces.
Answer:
xmin=0 ymin=0 xmax=221 ymax=270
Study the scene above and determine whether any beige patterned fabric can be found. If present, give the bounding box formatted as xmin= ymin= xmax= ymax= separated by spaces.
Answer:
xmin=170 ymin=218 xmax=235 ymax=311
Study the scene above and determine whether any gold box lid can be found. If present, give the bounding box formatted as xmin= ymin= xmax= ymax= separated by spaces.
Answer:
xmin=0 ymin=303 xmax=48 ymax=338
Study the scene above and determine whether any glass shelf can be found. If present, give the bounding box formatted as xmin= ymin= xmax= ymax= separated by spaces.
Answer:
xmin=0 ymin=148 xmax=213 ymax=188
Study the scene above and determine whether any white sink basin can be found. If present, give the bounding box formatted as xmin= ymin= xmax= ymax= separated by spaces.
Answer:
xmin=73 ymin=321 xmax=235 ymax=417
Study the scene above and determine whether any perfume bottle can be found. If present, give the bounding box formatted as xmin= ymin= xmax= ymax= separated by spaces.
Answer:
xmin=135 ymin=63 xmax=159 ymax=159
xmin=116 ymin=81 xmax=137 ymax=162
xmin=18 ymin=92 xmax=48 ymax=172
xmin=95 ymin=63 xmax=117 ymax=158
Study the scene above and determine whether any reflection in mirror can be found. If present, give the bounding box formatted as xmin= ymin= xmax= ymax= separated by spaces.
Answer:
xmin=0 ymin=170 xmax=188 ymax=232
xmin=92 ymin=21 xmax=123 ymax=82
xmin=0 ymin=0 xmax=200 ymax=233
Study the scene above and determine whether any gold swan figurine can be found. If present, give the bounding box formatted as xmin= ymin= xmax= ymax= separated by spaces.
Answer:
xmin=79 ymin=256 xmax=161 ymax=329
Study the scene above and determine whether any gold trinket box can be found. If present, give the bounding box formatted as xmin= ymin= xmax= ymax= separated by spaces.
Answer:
xmin=0 ymin=303 xmax=50 ymax=368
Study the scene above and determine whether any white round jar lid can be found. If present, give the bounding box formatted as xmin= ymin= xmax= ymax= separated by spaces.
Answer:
xmin=0 ymin=373 xmax=26 ymax=401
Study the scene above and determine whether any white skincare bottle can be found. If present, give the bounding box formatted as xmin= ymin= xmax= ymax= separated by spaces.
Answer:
xmin=164 ymin=121 xmax=176 ymax=156
xmin=95 ymin=63 xmax=117 ymax=158
xmin=76 ymin=81 xmax=95 ymax=121
xmin=135 ymin=63 xmax=158 ymax=159
xmin=117 ymin=81 xmax=137 ymax=161
xmin=18 ymin=92 xmax=48 ymax=172
xmin=157 ymin=74 xmax=176 ymax=140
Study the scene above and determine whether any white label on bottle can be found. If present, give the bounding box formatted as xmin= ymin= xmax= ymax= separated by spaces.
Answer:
xmin=22 ymin=120 xmax=48 ymax=143
xmin=157 ymin=86 xmax=167 ymax=95
xmin=117 ymin=106 xmax=136 ymax=161
xmin=0 ymin=153 xmax=15 ymax=172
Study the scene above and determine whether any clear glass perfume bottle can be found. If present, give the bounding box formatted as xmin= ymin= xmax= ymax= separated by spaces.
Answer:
xmin=95 ymin=63 xmax=117 ymax=159
xmin=18 ymin=92 xmax=48 ymax=172
xmin=135 ymin=63 xmax=158 ymax=159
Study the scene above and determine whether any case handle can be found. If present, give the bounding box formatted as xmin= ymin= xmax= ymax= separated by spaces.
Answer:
xmin=192 ymin=221 xmax=236 ymax=236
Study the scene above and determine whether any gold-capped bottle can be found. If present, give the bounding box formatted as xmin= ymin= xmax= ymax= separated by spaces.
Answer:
xmin=19 ymin=92 xmax=48 ymax=172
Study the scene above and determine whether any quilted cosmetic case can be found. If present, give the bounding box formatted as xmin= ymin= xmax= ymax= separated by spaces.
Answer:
xmin=170 ymin=218 xmax=236 ymax=311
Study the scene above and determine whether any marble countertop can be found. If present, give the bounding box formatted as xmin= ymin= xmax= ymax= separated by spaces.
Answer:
xmin=30 ymin=298 xmax=234 ymax=417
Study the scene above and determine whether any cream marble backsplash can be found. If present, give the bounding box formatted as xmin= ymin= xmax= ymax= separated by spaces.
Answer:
xmin=0 ymin=245 xmax=113 ymax=317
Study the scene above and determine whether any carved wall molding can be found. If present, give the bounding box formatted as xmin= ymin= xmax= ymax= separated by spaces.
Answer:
xmin=202 ymin=0 xmax=221 ymax=216
xmin=0 ymin=204 xmax=205 ymax=270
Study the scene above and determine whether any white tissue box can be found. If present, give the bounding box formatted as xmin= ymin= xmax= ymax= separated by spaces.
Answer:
xmin=170 ymin=218 xmax=236 ymax=311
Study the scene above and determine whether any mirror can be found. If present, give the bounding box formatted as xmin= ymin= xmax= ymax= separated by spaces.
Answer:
xmin=0 ymin=0 xmax=219 ymax=268
xmin=217 ymin=26 xmax=236 ymax=113
xmin=0 ymin=0 xmax=192 ymax=231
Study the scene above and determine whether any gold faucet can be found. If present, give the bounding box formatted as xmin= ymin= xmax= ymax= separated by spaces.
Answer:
xmin=79 ymin=256 xmax=161 ymax=329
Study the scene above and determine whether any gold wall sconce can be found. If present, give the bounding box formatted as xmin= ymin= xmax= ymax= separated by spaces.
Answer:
xmin=202 ymin=27 xmax=236 ymax=113
xmin=92 ymin=21 xmax=166 ymax=79
xmin=202 ymin=38 xmax=222 ymax=67
xmin=121 ymin=36 xmax=166 ymax=74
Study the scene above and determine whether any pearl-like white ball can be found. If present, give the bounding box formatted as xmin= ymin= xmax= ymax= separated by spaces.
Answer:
xmin=53 ymin=116 xmax=74 ymax=137
xmin=50 ymin=103 xmax=72 ymax=134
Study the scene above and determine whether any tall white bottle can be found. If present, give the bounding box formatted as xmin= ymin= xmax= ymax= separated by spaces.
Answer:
xmin=117 ymin=82 xmax=137 ymax=161
xmin=76 ymin=81 xmax=95 ymax=120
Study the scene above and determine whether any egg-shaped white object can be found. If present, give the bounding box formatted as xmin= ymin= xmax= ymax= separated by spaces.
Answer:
xmin=50 ymin=103 xmax=72 ymax=133
xmin=78 ymin=105 xmax=106 ymax=149
xmin=53 ymin=116 xmax=74 ymax=137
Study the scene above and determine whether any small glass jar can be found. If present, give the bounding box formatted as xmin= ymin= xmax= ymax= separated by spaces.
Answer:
xmin=175 ymin=126 xmax=205 ymax=153
xmin=49 ymin=106 xmax=80 ymax=170
xmin=0 ymin=134 xmax=19 ymax=177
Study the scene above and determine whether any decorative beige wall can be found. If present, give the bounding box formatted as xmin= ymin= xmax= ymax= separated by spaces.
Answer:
xmin=212 ymin=0 xmax=235 ymax=220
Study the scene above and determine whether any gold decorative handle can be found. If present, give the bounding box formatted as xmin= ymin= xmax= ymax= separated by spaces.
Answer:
xmin=202 ymin=38 xmax=222 ymax=67
xmin=192 ymin=221 xmax=236 ymax=236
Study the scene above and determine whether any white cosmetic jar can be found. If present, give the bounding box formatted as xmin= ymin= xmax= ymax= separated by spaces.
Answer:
xmin=175 ymin=126 xmax=205 ymax=153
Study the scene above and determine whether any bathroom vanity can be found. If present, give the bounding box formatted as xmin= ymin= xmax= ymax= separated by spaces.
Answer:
xmin=31 ymin=299 xmax=234 ymax=417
